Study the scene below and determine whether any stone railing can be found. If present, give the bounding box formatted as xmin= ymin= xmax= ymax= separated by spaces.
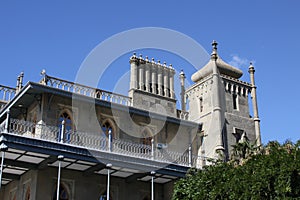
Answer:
xmin=5 ymin=118 xmax=205 ymax=168
xmin=177 ymin=110 xmax=189 ymax=120
xmin=40 ymin=73 xmax=132 ymax=106
xmin=0 ymin=85 xmax=16 ymax=103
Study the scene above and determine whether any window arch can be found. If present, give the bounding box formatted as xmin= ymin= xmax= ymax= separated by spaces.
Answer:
xmin=25 ymin=186 xmax=30 ymax=200
xmin=101 ymin=119 xmax=117 ymax=140
xmin=141 ymin=127 xmax=153 ymax=153
xmin=52 ymin=184 xmax=70 ymax=200
xmin=58 ymin=110 xmax=75 ymax=143
xmin=99 ymin=191 xmax=113 ymax=200
xmin=141 ymin=127 xmax=153 ymax=146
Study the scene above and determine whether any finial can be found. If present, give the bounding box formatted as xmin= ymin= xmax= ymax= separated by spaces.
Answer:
xmin=163 ymin=61 xmax=167 ymax=67
xmin=145 ymin=56 xmax=149 ymax=61
xmin=133 ymin=52 xmax=136 ymax=57
xmin=180 ymin=69 xmax=185 ymax=76
xmin=248 ymin=62 xmax=255 ymax=73
xmin=151 ymin=58 xmax=155 ymax=63
xmin=139 ymin=54 xmax=143 ymax=58
xmin=157 ymin=60 xmax=160 ymax=64
xmin=211 ymin=40 xmax=218 ymax=60
xmin=41 ymin=69 xmax=46 ymax=75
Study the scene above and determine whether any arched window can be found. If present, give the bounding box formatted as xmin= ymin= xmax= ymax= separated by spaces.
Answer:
xmin=99 ymin=191 xmax=112 ymax=200
xmin=52 ymin=184 xmax=69 ymax=200
xmin=141 ymin=128 xmax=152 ymax=146
xmin=25 ymin=186 xmax=30 ymax=200
xmin=58 ymin=111 xmax=74 ymax=143
xmin=101 ymin=119 xmax=116 ymax=140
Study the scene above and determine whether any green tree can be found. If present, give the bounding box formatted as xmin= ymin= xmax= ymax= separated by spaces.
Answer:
xmin=173 ymin=140 xmax=300 ymax=200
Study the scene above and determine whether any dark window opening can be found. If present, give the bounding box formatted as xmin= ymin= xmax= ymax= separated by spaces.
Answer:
xmin=233 ymin=93 xmax=238 ymax=110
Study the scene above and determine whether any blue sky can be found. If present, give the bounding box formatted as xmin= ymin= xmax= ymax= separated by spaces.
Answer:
xmin=0 ymin=1 xmax=299 ymax=144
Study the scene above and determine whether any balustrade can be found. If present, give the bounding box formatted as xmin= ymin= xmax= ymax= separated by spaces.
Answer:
xmin=3 ymin=118 xmax=206 ymax=168
xmin=40 ymin=74 xmax=131 ymax=106
xmin=0 ymin=85 xmax=16 ymax=103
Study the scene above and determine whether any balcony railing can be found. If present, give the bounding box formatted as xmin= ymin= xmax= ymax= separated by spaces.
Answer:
xmin=40 ymin=73 xmax=132 ymax=106
xmin=4 ymin=118 xmax=205 ymax=168
xmin=0 ymin=85 xmax=16 ymax=110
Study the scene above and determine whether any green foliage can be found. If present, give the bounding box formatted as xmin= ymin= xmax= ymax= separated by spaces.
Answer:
xmin=172 ymin=140 xmax=300 ymax=200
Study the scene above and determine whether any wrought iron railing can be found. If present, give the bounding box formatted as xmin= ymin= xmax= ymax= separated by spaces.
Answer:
xmin=40 ymin=73 xmax=131 ymax=106
xmin=5 ymin=118 xmax=205 ymax=168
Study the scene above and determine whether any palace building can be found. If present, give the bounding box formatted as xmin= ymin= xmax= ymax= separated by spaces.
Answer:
xmin=0 ymin=41 xmax=260 ymax=200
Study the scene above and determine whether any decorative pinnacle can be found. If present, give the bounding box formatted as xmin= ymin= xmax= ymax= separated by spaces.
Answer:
xmin=248 ymin=62 xmax=255 ymax=73
xmin=180 ymin=69 xmax=186 ymax=78
xmin=211 ymin=40 xmax=218 ymax=60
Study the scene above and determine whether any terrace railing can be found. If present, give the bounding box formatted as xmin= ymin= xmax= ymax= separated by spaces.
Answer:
xmin=40 ymin=73 xmax=131 ymax=106
xmin=5 ymin=118 xmax=205 ymax=168
xmin=0 ymin=85 xmax=16 ymax=110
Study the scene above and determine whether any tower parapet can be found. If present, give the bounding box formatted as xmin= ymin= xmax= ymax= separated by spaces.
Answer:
xmin=129 ymin=53 xmax=176 ymax=117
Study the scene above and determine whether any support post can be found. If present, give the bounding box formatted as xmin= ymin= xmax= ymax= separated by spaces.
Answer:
xmin=56 ymin=155 xmax=64 ymax=200
xmin=106 ymin=163 xmax=112 ymax=200
xmin=0 ymin=143 xmax=8 ymax=190
xmin=108 ymin=129 xmax=112 ymax=152
xmin=60 ymin=120 xmax=65 ymax=143
xmin=151 ymin=138 xmax=154 ymax=160
xmin=151 ymin=171 xmax=156 ymax=200
xmin=188 ymin=146 xmax=192 ymax=167
xmin=4 ymin=110 xmax=10 ymax=133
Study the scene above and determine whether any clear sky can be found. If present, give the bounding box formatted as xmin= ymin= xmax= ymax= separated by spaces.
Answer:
xmin=0 ymin=1 xmax=299 ymax=144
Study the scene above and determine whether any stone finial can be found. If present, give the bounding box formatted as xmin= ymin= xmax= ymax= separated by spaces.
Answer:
xmin=130 ymin=52 xmax=138 ymax=64
xmin=180 ymin=69 xmax=186 ymax=79
xmin=145 ymin=56 xmax=149 ymax=62
xmin=151 ymin=58 xmax=155 ymax=63
xmin=211 ymin=40 xmax=218 ymax=60
xmin=40 ymin=69 xmax=48 ymax=85
xmin=248 ymin=62 xmax=255 ymax=73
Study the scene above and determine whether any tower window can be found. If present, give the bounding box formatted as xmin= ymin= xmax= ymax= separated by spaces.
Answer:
xmin=232 ymin=93 xmax=238 ymax=110
xmin=233 ymin=128 xmax=244 ymax=143
xmin=199 ymin=97 xmax=203 ymax=112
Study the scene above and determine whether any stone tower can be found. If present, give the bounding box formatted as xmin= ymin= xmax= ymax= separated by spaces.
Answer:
xmin=186 ymin=41 xmax=261 ymax=160
xmin=128 ymin=53 xmax=177 ymax=117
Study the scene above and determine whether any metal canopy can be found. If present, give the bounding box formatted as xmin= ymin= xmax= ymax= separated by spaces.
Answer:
xmin=0 ymin=133 xmax=188 ymax=186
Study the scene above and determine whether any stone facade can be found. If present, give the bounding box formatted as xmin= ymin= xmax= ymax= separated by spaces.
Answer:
xmin=0 ymin=41 xmax=261 ymax=200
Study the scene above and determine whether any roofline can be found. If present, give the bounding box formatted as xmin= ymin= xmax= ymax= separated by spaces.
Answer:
xmin=0 ymin=82 xmax=32 ymax=119
xmin=0 ymin=82 xmax=201 ymax=128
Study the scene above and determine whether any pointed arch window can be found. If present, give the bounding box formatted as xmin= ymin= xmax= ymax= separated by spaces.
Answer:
xmin=52 ymin=184 xmax=69 ymax=200
xmin=25 ymin=186 xmax=30 ymax=200
xmin=140 ymin=128 xmax=153 ymax=154
xmin=141 ymin=128 xmax=152 ymax=146
xmin=101 ymin=120 xmax=116 ymax=140
xmin=99 ymin=191 xmax=112 ymax=200
xmin=58 ymin=111 xmax=74 ymax=143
